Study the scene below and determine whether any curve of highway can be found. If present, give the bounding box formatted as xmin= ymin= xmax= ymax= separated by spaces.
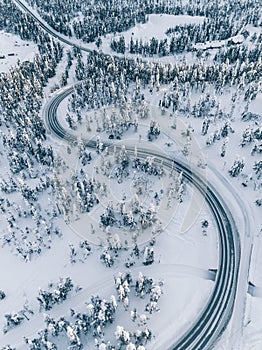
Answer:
xmin=13 ymin=0 xmax=91 ymax=52
xmin=45 ymin=86 xmax=241 ymax=350
xmin=12 ymin=1 xmax=241 ymax=348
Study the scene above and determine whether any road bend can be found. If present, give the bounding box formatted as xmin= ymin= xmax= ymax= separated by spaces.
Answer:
xmin=44 ymin=87 xmax=241 ymax=350
xmin=10 ymin=1 xmax=242 ymax=347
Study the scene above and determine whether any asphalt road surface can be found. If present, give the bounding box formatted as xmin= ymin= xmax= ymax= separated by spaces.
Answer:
xmin=12 ymin=1 xmax=242 ymax=348
xmin=45 ymin=86 xmax=241 ymax=350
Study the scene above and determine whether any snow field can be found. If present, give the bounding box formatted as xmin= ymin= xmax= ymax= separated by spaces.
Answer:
xmin=0 ymin=30 xmax=38 ymax=73
xmin=0 ymin=0 xmax=261 ymax=347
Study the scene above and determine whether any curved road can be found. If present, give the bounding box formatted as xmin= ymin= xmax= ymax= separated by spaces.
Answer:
xmin=45 ymin=87 xmax=241 ymax=350
xmin=12 ymin=1 xmax=241 ymax=349
xmin=13 ymin=0 xmax=91 ymax=52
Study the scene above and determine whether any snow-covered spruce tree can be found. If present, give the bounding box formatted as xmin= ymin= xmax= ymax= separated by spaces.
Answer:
xmin=110 ymin=36 xmax=126 ymax=54
xmin=3 ymin=312 xmax=25 ymax=333
xmin=0 ymin=290 xmax=6 ymax=300
xmin=220 ymin=121 xmax=234 ymax=138
xmin=69 ymin=244 xmax=77 ymax=264
xmin=253 ymin=160 xmax=262 ymax=179
xmin=220 ymin=137 xmax=229 ymax=157
xmin=115 ymin=325 xmax=131 ymax=347
xmin=143 ymin=246 xmax=154 ymax=266
xmin=79 ymin=240 xmax=92 ymax=260
xmin=241 ymin=125 xmax=254 ymax=147
xmin=135 ymin=272 xmax=153 ymax=298
xmin=201 ymin=118 xmax=211 ymax=136
xmin=146 ymin=282 xmax=163 ymax=313
xmin=114 ymin=272 xmax=132 ymax=303
xmin=66 ymin=325 xmax=82 ymax=349
xmin=228 ymin=156 xmax=245 ymax=177
xmin=147 ymin=120 xmax=160 ymax=141
xmin=100 ymin=203 xmax=116 ymax=227
xmin=251 ymin=140 xmax=262 ymax=156
xmin=100 ymin=250 xmax=114 ymax=267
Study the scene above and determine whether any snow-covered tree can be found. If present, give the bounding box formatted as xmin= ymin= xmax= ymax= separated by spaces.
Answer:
xmin=229 ymin=156 xmax=245 ymax=177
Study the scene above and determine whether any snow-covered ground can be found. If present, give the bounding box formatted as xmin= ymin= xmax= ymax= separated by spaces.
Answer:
xmin=0 ymin=1 xmax=261 ymax=349
xmin=0 ymin=30 xmax=38 ymax=73
xmin=100 ymin=13 xmax=204 ymax=46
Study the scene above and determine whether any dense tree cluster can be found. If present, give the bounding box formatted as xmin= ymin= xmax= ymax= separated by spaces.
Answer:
xmin=229 ymin=156 xmax=245 ymax=177
xmin=97 ymin=149 xmax=165 ymax=207
xmin=3 ymin=301 xmax=34 ymax=334
xmin=25 ymin=0 xmax=260 ymax=46
xmin=102 ymin=107 xmax=139 ymax=139
xmin=3 ymin=313 xmax=25 ymax=334
xmin=132 ymin=156 xmax=164 ymax=177
xmin=0 ymin=37 xmax=62 ymax=172
xmin=241 ymin=125 xmax=262 ymax=148
xmin=110 ymin=0 xmax=260 ymax=56
xmin=53 ymin=169 xmax=100 ymax=221
xmin=114 ymin=271 xmax=163 ymax=307
xmin=72 ymin=53 xmax=129 ymax=111
xmin=114 ymin=271 xmax=163 ymax=330
xmin=69 ymin=240 xmax=92 ymax=264
xmin=0 ymin=177 xmax=61 ymax=261
xmin=114 ymin=272 xmax=132 ymax=306
xmin=206 ymin=121 xmax=234 ymax=147
xmin=100 ymin=200 xmax=157 ymax=232
xmin=37 ymin=277 xmax=74 ymax=311
xmin=26 ymin=0 xmax=147 ymax=43
xmin=115 ymin=324 xmax=152 ymax=349
xmin=0 ymin=0 xmax=49 ymax=42
xmin=70 ymin=51 xmax=261 ymax=122
xmin=0 ymin=2 xmax=65 ymax=261
xmin=214 ymin=33 xmax=262 ymax=65
xmin=25 ymin=294 xmax=117 ymax=350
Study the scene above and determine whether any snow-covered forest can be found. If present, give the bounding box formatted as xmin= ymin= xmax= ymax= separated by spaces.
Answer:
xmin=0 ymin=0 xmax=261 ymax=349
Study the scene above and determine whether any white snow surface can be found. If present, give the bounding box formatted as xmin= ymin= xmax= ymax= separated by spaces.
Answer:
xmin=0 ymin=3 xmax=261 ymax=349
xmin=111 ymin=14 xmax=204 ymax=42
xmin=0 ymin=30 xmax=38 ymax=73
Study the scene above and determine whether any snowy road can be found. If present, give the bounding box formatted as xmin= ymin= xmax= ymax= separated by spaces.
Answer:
xmin=11 ymin=0 xmax=243 ymax=348
xmin=12 ymin=0 xmax=93 ymax=53
xmin=43 ymin=86 xmax=241 ymax=350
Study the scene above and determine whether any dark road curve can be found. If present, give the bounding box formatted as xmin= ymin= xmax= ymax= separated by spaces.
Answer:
xmin=45 ymin=87 xmax=241 ymax=350
xmin=11 ymin=0 xmax=241 ymax=348
xmin=13 ymin=0 xmax=92 ymax=53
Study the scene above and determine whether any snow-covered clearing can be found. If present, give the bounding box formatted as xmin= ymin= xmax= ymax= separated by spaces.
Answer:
xmin=107 ymin=14 xmax=204 ymax=42
xmin=0 ymin=30 xmax=38 ymax=73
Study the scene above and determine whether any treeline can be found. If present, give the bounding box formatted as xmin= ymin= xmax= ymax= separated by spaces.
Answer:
xmin=71 ymin=49 xmax=261 ymax=115
xmin=111 ymin=29 xmax=261 ymax=60
xmin=25 ymin=0 xmax=261 ymax=44
xmin=0 ymin=0 xmax=47 ymax=42
xmin=111 ymin=2 xmax=261 ymax=57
